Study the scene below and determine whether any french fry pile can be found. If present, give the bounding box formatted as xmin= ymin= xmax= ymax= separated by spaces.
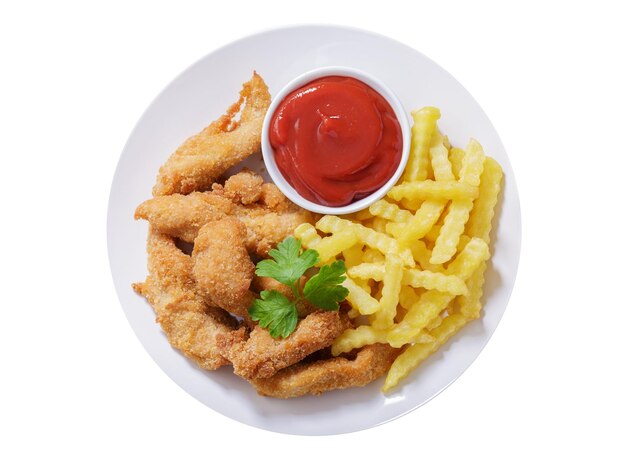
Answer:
xmin=294 ymin=107 xmax=503 ymax=392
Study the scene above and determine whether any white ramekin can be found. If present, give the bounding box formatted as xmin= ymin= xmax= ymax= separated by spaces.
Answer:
xmin=261 ymin=66 xmax=411 ymax=215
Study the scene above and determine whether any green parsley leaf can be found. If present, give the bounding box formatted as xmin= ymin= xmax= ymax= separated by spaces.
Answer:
xmin=248 ymin=290 xmax=298 ymax=338
xmin=303 ymin=260 xmax=349 ymax=311
xmin=255 ymin=237 xmax=319 ymax=286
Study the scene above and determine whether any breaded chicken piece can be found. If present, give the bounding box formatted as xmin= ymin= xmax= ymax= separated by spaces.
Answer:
xmin=237 ymin=210 xmax=314 ymax=257
xmin=135 ymin=172 xmax=315 ymax=256
xmin=212 ymin=168 xmax=264 ymax=205
xmin=134 ymin=192 xmax=234 ymax=242
xmin=132 ymin=228 xmax=244 ymax=370
xmin=152 ymin=72 xmax=271 ymax=196
xmin=228 ymin=311 xmax=352 ymax=380
xmin=191 ymin=218 xmax=256 ymax=319
xmin=258 ymin=183 xmax=294 ymax=212
xmin=251 ymin=344 xmax=401 ymax=398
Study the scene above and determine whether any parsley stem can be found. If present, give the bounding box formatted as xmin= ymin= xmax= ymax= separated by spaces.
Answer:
xmin=290 ymin=281 xmax=301 ymax=304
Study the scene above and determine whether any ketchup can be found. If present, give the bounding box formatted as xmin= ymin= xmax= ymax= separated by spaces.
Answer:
xmin=269 ymin=76 xmax=403 ymax=207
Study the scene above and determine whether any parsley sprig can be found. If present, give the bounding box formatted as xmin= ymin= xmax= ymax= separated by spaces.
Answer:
xmin=248 ymin=237 xmax=349 ymax=338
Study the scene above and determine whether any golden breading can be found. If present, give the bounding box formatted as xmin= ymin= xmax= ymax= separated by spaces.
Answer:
xmin=214 ymin=168 xmax=264 ymax=204
xmin=191 ymin=217 xmax=256 ymax=319
xmin=133 ymin=228 xmax=244 ymax=370
xmin=136 ymin=171 xmax=315 ymax=256
xmin=135 ymin=192 xmax=234 ymax=243
xmin=251 ymin=344 xmax=401 ymax=398
xmin=152 ymin=72 xmax=271 ymax=196
xmin=228 ymin=311 xmax=352 ymax=380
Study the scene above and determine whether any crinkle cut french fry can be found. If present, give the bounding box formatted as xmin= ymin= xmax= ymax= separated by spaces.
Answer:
xmin=294 ymin=223 xmax=321 ymax=249
xmin=449 ymin=147 xmax=465 ymax=179
xmin=458 ymin=262 xmax=487 ymax=319
xmin=362 ymin=248 xmax=385 ymax=263
xmin=342 ymin=244 xmax=364 ymax=268
xmin=369 ymin=200 xmax=412 ymax=223
xmin=403 ymin=107 xmax=440 ymax=182
xmin=430 ymin=139 xmax=485 ymax=264
xmin=383 ymin=313 xmax=468 ymax=392
xmin=399 ymin=198 xmax=422 ymax=211
xmin=459 ymin=139 xmax=486 ymax=187
xmin=446 ymin=237 xmax=490 ymax=280
xmin=314 ymin=229 xmax=359 ymax=264
xmin=372 ymin=254 xmax=404 ymax=330
xmin=387 ymin=238 xmax=488 ymax=346
xmin=429 ymin=129 xmax=455 ymax=181
xmin=399 ymin=286 xmax=446 ymax=332
xmin=387 ymin=200 xmax=445 ymax=247
xmin=387 ymin=290 xmax=454 ymax=347
xmin=442 ymin=134 xmax=451 ymax=150
xmin=466 ymin=157 xmax=503 ymax=244
xmin=430 ymin=199 xmax=473 ymax=264
xmin=388 ymin=180 xmax=478 ymax=202
xmin=342 ymin=277 xmax=380 ymax=315
xmin=332 ymin=324 xmax=434 ymax=356
xmin=348 ymin=263 xmax=467 ymax=295
xmin=353 ymin=208 xmax=373 ymax=221
xmin=347 ymin=263 xmax=385 ymax=280
xmin=409 ymin=240 xmax=443 ymax=272
xmin=316 ymin=215 xmax=414 ymax=267
xmin=426 ymin=314 xmax=443 ymax=331
xmin=331 ymin=326 xmax=389 ymax=355
xmin=398 ymin=285 xmax=420 ymax=310
xmin=403 ymin=269 xmax=467 ymax=296
xmin=424 ymin=224 xmax=442 ymax=242
xmin=458 ymin=157 xmax=503 ymax=319
xmin=371 ymin=217 xmax=388 ymax=234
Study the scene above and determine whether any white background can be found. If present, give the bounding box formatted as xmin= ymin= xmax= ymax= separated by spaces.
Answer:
xmin=1 ymin=1 xmax=624 ymax=457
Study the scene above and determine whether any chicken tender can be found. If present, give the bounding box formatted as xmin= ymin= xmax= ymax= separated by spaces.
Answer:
xmin=135 ymin=172 xmax=314 ymax=256
xmin=192 ymin=218 xmax=256 ymax=319
xmin=251 ymin=344 xmax=401 ymax=398
xmin=134 ymin=192 xmax=233 ymax=242
xmin=237 ymin=210 xmax=314 ymax=257
xmin=152 ymin=72 xmax=271 ymax=196
xmin=133 ymin=228 xmax=244 ymax=370
xmin=228 ymin=311 xmax=351 ymax=380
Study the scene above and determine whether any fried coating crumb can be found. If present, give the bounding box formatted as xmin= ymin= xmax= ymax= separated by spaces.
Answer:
xmin=152 ymin=73 xmax=271 ymax=196
xmin=228 ymin=311 xmax=352 ymax=380
xmin=136 ymin=171 xmax=315 ymax=256
xmin=192 ymin=217 xmax=256 ymax=319
xmin=250 ymin=344 xmax=401 ymax=398
xmin=135 ymin=192 xmax=234 ymax=243
xmin=215 ymin=168 xmax=264 ymax=204
xmin=133 ymin=228 xmax=244 ymax=370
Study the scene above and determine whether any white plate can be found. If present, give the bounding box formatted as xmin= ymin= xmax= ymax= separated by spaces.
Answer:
xmin=107 ymin=25 xmax=521 ymax=435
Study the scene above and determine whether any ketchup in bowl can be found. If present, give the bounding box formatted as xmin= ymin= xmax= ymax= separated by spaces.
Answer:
xmin=269 ymin=76 xmax=403 ymax=207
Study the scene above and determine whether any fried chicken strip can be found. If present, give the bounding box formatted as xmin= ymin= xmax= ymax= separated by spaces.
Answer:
xmin=228 ymin=311 xmax=352 ymax=380
xmin=134 ymin=192 xmax=234 ymax=243
xmin=250 ymin=344 xmax=401 ymax=398
xmin=236 ymin=211 xmax=315 ymax=257
xmin=152 ymin=72 xmax=271 ymax=196
xmin=136 ymin=172 xmax=314 ymax=256
xmin=191 ymin=217 xmax=255 ymax=319
xmin=133 ymin=228 xmax=244 ymax=370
